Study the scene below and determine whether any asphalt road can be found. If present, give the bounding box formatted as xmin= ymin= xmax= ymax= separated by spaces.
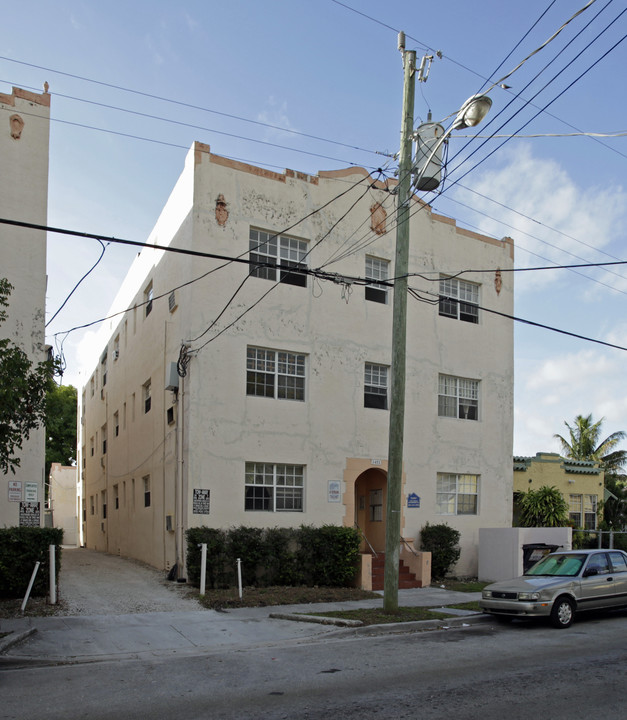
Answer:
xmin=3 ymin=608 xmax=627 ymax=719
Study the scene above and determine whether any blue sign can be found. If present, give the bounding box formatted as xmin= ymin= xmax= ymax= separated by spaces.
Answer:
xmin=407 ymin=493 xmax=420 ymax=508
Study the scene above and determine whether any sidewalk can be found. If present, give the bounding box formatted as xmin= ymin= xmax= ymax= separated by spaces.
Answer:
xmin=0 ymin=587 xmax=485 ymax=665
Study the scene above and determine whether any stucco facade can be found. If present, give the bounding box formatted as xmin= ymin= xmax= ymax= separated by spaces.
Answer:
xmin=80 ymin=143 xmax=514 ymax=577
xmin=48 ymin=463 xmax=79 ymax=546
xmin=0 ymin=86 xmax=50 ymax=528
xmin=513 ymin=452 xmax=605 ymax=529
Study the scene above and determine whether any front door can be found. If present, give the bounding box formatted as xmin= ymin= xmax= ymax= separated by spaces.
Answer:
xmin=354 ymin=468 xmax=387 ymax=553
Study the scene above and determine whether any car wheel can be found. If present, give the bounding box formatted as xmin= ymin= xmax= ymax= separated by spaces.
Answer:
xmin=550 ymin=596 xmax=575 ymax=628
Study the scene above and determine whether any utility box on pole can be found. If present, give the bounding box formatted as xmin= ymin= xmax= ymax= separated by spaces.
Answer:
xmin=413 ymin=121 xmax=445 ymax=191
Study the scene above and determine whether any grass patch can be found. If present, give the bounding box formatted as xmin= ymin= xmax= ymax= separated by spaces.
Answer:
xmin=307 ymin=600 xmax=481 ymax=626
xmin=197 ymin=586 xmax=379 ymax=610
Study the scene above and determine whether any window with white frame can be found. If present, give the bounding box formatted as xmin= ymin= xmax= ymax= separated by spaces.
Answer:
xmin=439 ymin=276 xmax=479 ymax=323
xmin=438 ymin=374 xmax=479 ymax=420
xmin=246 ymin=347 xmax=306 ymax=401
xmin=249 ymin=228 xmax=308 ymax=287
xmin=143 ymin=475 xmax=151 ymax=508
xmin=365 ymin=256 xmax=389 ymax=304
xmin=101 ymin=352 xmax=108 ymax=386
xmin=569 ymin=494 xmax=597 ymax=529
xmin=244 ymin=463 xmax=304 ymax=512
xmin=437 ymin=473 xmax=479 ymax=515
xmin=364 ymin=363 xmax=388 ymax=409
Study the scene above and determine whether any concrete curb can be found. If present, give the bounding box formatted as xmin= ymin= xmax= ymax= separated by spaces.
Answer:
xmin=269 ymin=612 xmax=364 ymax=627
xmin=0 ymin=628 xmax=37 ymax=655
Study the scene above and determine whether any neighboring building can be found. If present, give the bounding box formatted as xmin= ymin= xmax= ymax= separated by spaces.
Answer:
xmin=79 ymin=142 xmax=515 ymax=578
xmin=47 ymin=464 xmax=79 ymax=546
xmin=513 ymin=452 xmax=605 ymax=529
xmin=0 ymin=86 xmax=51 ymax=528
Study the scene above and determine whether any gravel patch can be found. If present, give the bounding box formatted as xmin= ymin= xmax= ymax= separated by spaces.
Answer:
xmin=55 ymin=547 xmax=201 ymax=615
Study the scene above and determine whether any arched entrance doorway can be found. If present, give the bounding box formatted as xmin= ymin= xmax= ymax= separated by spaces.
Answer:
xmin=354 ymin=468 xmax=388 ymax=554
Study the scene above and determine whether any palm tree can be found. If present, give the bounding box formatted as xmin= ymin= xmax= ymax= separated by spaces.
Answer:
xmin=554 ymin=414 xmax=627 ymax=474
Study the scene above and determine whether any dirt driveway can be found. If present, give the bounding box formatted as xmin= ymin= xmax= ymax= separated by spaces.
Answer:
xmin=56 ymin=547 xmax=201 ymax=615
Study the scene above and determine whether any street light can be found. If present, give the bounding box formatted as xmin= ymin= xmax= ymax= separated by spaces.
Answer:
xmin=383 ymin=36 xmax=492 ymax=612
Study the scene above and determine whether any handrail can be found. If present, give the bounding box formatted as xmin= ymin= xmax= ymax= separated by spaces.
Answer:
xmin=400 ymin=536 xmax=419 ymax=557
xmin=354 ymin=523 xmax=378 ymax=558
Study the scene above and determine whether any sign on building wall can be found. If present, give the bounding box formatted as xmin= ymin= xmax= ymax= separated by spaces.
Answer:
xmin=19 ymin=502 xmax=40 ymax=527
xmin=407 ymin=493 xmax=421 ymax=508
xmin=328 ymin=481 xmax=341 ymax=503
xmin=24 ymin=482 xmax=38 ymax=502
xmin=8 ymin=481 xmax=22 ymax=502
xmin=193 ymin=489 xmax=210 ymax=514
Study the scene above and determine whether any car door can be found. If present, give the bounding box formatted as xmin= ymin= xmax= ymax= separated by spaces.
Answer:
xmin=607 ymin=551 xmax=627 ymax=608
xmin=578 ymin=552 xmax=616 ymax=609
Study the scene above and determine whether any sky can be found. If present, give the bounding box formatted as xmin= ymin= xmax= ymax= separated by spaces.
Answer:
xmin=2 ymin=0 xmax=627 ymax=457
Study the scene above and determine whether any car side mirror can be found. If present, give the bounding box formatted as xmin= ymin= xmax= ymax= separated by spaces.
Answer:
xmin=583 ymin=568 xmax=598 ymax=577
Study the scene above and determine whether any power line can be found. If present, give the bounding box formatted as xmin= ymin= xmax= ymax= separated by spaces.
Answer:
xmin=0 ymin=56 xmax=387 ymax=157
xmin=408 ymin=286 xmax=627 ymax=352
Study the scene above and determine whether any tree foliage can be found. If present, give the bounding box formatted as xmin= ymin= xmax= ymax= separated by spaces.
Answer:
xmin=515 ymin=486 xmax=569 ymax=528
xmin=554 ymin=414 xmax=627 ymax=474
xmin=0 ymin=278 xmax=57 ymax=474
xmin=45 ymin=383 xmax=78 ymax=478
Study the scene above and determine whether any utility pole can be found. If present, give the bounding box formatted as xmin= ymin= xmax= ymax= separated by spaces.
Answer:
xmin=383 ymin=32 xmax=416 ymax=613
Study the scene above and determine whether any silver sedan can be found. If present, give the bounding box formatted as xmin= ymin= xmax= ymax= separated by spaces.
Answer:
xmin=480 ymin=548 xmax=627 ymax=628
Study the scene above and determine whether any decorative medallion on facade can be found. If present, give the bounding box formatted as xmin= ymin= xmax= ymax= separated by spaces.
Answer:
xmin=494 ymin=269 xmax=502 ymax=295
xmin=215 ymin=194 xmax=229 ymax=226
xmin=9 ymin=114 xmax=24 ymax=140
xmin=370 ymin=203 xmax=387 ymax=235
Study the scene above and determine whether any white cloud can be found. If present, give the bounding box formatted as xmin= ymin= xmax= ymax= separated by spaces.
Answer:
xmin=515 ymin=345 xmax=627 ymax=456
xmin=453 ymin=144 xmax=627 ymax=293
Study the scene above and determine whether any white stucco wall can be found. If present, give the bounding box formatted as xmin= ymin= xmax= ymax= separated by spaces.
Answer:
xmin=80 ymin=143 xmax=514 ymax=575
xmin=0 ymin=87 xmax=50 ymax=528
xmin=478 ymin=527 xmax=572 ymax=581
xmin=49 ymin=463 xmax=79 ymax=546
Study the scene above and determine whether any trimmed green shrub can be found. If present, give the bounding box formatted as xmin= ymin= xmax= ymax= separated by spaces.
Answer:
xmin=420 ymin=522 xmax=461 ymax=579
xmin=0 ymin=527 xmax=64 ymax=598
xmin=297 ymin=524 xmax=360 ymax=587
xmin=185 ymin=527 xmax=227 ymax=588
xmin=185 ymin=524 xmax=360 ymax=589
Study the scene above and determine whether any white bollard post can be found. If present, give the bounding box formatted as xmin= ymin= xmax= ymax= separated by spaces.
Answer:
xmin=21 ymin=562 xmax=41 ymax=614
xmin=49 ymin=544 xmax=57 ymax=605
xmin=199 ymin=543 xmax=207 ymax=596
xmin=237 ymin=558 xmax=243 ymax=600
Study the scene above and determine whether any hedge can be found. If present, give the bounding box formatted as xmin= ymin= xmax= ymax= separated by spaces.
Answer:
xmin=186 ymin=525 xmax=360 ymax=589
xmin=0 ymin=527 xmax=64 ymax=598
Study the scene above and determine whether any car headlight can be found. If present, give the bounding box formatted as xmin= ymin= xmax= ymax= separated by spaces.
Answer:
xmin=482 ymin=590 xmax=492 ymax=599
xmin=518 ymin=592 xmax=540 ymax=601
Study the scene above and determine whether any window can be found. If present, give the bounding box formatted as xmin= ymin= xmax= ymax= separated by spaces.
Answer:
xmin=438 ymin=374 xmax=479 ymax=420
xmin=101 ymin=491 xmax=107 ymax=519
xmin=437 ymin=473 xmax=479 ymax=515
xmin=90 ymin=376 xmax=95 ymax=397
xmin=90 ymin=496 xmax=95 ymax=516
xmin=246 ymin=347 xmax=306 ymax=401
xmin=439 ymin=277 xmax=479 ymax=323
xmin=364 ymin=363 xmax=388 ymax=409
xmin=610 ymin=551 xmax=627 ymax=572
xmin=113 ymin=484 xmax=119 ymax=510
xmin=90 ymin=436 xmax=94 ymax=457
xmin=143 ymin=475 xmax=151 ymax=508
xmin=365 ymin=256 xmax=389 ymax=304
xmin=143 ymin=380 xmax=151 ymax=413
xmin=100 ymin=353 xmax=108 ymax=386
xmin=369 ymin=489 xmax=383 ymax=522
xmin=569 ymin=494 xmax=598 ymax=530
xmin=101 ymin=424 xmax=107 ymax=454
xmin=113 ymin=335 xmax=120 ymax=360
xmin=245 ymin=463 xmax=304 ymax=512
xmin=114 ymin=411 xmax=119 ymax=437
xmin=249 ymin=228 xmax=308 ymax=287
xmin=144 ymin=281 xmax=153 ymax=317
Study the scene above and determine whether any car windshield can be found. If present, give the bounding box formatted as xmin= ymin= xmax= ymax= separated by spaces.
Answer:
xmin=525 ymin=554 xmax=586 ymax=577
